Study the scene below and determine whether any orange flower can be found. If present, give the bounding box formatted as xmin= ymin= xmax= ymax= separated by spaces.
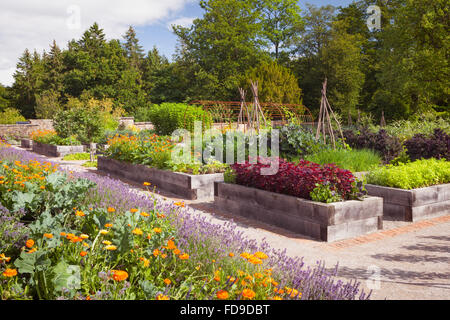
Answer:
xmin=60 ymin=232 xmax=67 ymax=237
xmin=104 ymin=223 xmax=113 ymax=228
xmin=253 ymin=252 xmax=268 ymax=260
xmin=107 ymin=207 xmax=116 ymax=213
xmin=241 ymin=289 xmax=256 ymax=300
xmin=153 ymin=227 xmax=162 ymax=234
xmin=80 ymin=251 xmax=88 ymax=257
xmin=156 ymin=294 xmax=169 ymax=300
xmin=140 ymin=212 xmax=150 ymax=217
xmin=229 ymin=252 xmax=235 ymax=257
xmin=173 ymin=249 xmax=181 ymax=255
xmin=110 ymin=270 xmax=128 ymax=281
xmin=132 ymin=228 xmax=143 ymax=236
xmin=143 ymin=182 xmax=151 ymax=186
xmin=163 ymin=278 xmax=171 ymax=285
xmin=174 ymin=201 xmax=185 ymax=207
xmin=43 ymin=233 xmax=53 ymax=239
xmin=153 ymin=249 xmax=160 ymax=257
xmin=216 ymin=290 xmax=229 ymax=300
xmin=2 ymin=268 xmax=18 ymax=277
xmin=75 ymin=210 xmax=85 ymax=217
xmin=27 ymin=248 xmax=37 ymax=254
xmin=167 ymin=239 xmax=176 ymax=250
xmin=130 ymin=208 xmax=138 ymax=213
xmin=0 ymin=253 xmax=11 ymax=263
xmin=179 ymin=253 xmax=189 ymax=260
xmin=25 ymin=239 xmax=34 ymax=248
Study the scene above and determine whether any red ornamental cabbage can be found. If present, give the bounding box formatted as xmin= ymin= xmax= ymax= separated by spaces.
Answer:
xmin=231 ymin=158 xmax=355 ymax=201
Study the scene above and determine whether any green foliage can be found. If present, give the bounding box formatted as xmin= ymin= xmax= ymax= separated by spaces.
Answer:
xmin=367 ymin=159 xmax=450 ymax=190
xmin=246 ymin=60 xmax=302 ymax=104
xmin=62 ymin=153 xmax=93 ymax=161
xmin=34 ymin=90 xmax=62 ymax=119
xmin=310 ymin=182 xmax=343 ymax=203
xmin=147 ymin=103 xmax=212 ymax=136
xmin=166 ymin=159 xmax=228 ymax=175
xmin=0 ymin=108 xmax=26 ymax=124
xmin=305 ymin=148 xmax=382 ymax=173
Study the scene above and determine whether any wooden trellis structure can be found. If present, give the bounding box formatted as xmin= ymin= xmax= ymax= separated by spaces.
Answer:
xmin=316 ymin=78 xmax=344 ymax=149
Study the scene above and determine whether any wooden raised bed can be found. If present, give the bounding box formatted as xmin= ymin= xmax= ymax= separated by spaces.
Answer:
xmin=32 ymin=141 xmax=85 ymax=157
xmin=214 ymin=182 xmax=383 ymax=242
xmin=366 ymin=184 xmax=450 ymax=221
xmin=98 ymin=156 xmax=224 ymax=201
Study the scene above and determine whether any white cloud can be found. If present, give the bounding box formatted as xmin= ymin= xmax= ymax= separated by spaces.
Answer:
xmin=167 ymin=17 xmax=195 ymax=31
xmin=0 ymin=0 xmax=194 ymax=86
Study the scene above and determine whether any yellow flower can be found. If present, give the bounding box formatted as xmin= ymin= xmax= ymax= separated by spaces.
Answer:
xmin=75 ymin=210 xmax=85 ymax=217
xmin=100 ymin=230 xmax=109 ymax=235
xmin=253 ymin=252 xmax=268 ymax=260
xmin=156 ymin=294 xmax=169 ymax=300
xmin=132 ymin=228 xmax=143 ymax=236
xmin=179 ymin=253 xmax=189 ymax=260
xmin=80 ymin=234 xmax=89 ymax=239
xmin=153 ymin=249 xmax=160 ymax=257
xmin=0 ymin=253 xmax=11 ymax=263
xmin=105 ymin=245 xmax=117 ymax=251
xmin=102 ymin=240 xmax=112 ymax=246
xmin=143 ymin=182 xmax=151 ymax=186
xmin=153 ymin=228 xmax=162 ymax=234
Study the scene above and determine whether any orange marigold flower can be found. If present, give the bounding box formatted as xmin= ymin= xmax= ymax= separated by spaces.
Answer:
xmin=143 ymin=182 xmax=151 ymax=186
xmin=132 ymin=228 xmax=143 ymax=236
xmin=173 ymin=249 xmax=181 ymax=255
xmin=104 ymin=223 xmax=113 ymax=228
xmin=130 ymin=208 xmax=138 ymax=213
xmin=107 ymin=207 xmax=115 ymax=213
xmin=153 ymin=249 xmax=160 ymax=257
xmin=153 ymin=227 xmax=162 ymax=233
xmin=105 ymin=245 xmax=117 ymax=251
xmin=179 ymin=253 xmax=189 ymax=260
xmin=25 ymin=239 xmax=34 ymax=248
xmin=253 ymin=251 xmax=268 ymax=260
xmin=43 ymin=233 xmax=53 ymax=239
xmin=156 ymin=294 xmax=169 ymax=300
xmin=140 ymin=212 xmax=150 ymax=217
xmin=27 ymin=248 xmax=37 ymax=254
xmin=216 ymin=290 xmax=229 ymax=300
xmin=110 ymin=270 xmax=128 ymax=281
xmin=241 ymin=289 xmax=256 ymax=300
xmin=163 ymin=278 xmax=171 ymax=285
xmin=229 ymin=252 xmax=235 ymax=257
xmin=248 ymin=256 xmax=263 ymax=265
xmin=102 ymin=240 xmax=112 ymax=246
xmin=167 ymin=239 xmax=176 ymax=250
xmin=2 ymin=268 xmax=18 ymax=277
xmin=75 ymin=210 xmax=85 ymax=217
xmin=0 ymin=253 xmax=11 ymax=263
xmin=80 ymin=251 xmax=88 ymax=257
xmin=60 ymin=232 xmax=67 ymax=237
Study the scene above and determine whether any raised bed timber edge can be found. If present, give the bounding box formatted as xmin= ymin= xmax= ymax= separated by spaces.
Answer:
xmin=214 ymin=182 xmax=383 ymax=242
xmin=32 ymin=141 xmax=85 ymax=157
xmin=366 ymin=184 xmax=450 ymax=222
xmin=98 ymin=156 xmax=224 ymax=201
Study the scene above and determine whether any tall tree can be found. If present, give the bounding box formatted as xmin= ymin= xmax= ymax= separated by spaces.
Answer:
xmin=256 ymin=0 xmax=304 ymax=59
xmin=122 ymin=26 xmax=145 ymax=70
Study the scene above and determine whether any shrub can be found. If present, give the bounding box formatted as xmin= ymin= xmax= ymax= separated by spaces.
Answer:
xmin=0 ymin=108 xmax=26 ymax=124
xmin=230 ymin=158 xmax=358 ymax=202
xmin=147 ymin=103 xmax=212 ymax=136
xmin=305 ymin=148 xmax=382 ymax=173
xmin=404 ymin=129 xmax=450 ymax=161
xmin=279 ymin=124 xmax=330 ymax=160
xmin=367 ymin=159 xmax=450 ymax=189
xmin=30 ymin=130 xmax=80 ymax=146
xmin=343 ymin=128 xmax=402 ymax=163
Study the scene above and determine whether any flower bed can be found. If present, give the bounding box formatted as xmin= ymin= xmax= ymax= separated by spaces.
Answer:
xmin=0 ymin=145 xmax=371 ymax=300
xmin=366 ymin=159 xmax=450 ymax=221
xmin=32 ymin=141 xmax=85 ymax=157
xmin=98 ymin=156 xmax=224 ymax=200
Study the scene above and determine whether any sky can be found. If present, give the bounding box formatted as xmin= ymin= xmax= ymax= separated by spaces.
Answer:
xmin=0 ymin=0 xmax=354 ymax=86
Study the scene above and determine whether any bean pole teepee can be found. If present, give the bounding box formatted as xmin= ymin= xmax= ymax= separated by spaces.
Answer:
xmin=315 ymin=78 xmax=344 ymax=149
xmin=237 ymin=81 xmax=267 ymax=134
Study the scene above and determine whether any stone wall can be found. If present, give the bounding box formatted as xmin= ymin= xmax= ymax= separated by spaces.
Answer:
xmin=0 ymin=119 xmax=54 ymax=139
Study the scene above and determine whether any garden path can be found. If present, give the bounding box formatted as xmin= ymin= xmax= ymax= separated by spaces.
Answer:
xmin=26 ymin=150 xmax=450 ymax=300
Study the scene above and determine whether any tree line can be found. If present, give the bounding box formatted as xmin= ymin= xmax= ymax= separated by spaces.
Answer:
xmin=0 ymin=0 xmax=448 ymax=122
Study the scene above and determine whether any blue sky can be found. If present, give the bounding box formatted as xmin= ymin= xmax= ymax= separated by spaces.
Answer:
xmin=135 ymin=0 xmax=355 ymax=61
xmin=0 ymin=0 xmax=355 ymax=85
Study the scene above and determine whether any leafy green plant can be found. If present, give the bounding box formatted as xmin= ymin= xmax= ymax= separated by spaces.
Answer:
xmin=0 ymin=108 xmax=26 ymax=124
xmin=147 ymin=103 xmax=212 ymax=135
xmin=62 ymin=153 xmax=94 ymax=161
xmin=310 ymin=182 xmax=343 ymax=203
xmin=367 ymin=159 xmax=450 ymax=189
xmin=305 ymin=148 xmax=382 ymax=173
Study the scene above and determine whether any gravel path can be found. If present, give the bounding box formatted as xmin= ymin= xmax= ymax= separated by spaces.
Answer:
xmin=34 ymin=151 xmax=450 ymax=300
